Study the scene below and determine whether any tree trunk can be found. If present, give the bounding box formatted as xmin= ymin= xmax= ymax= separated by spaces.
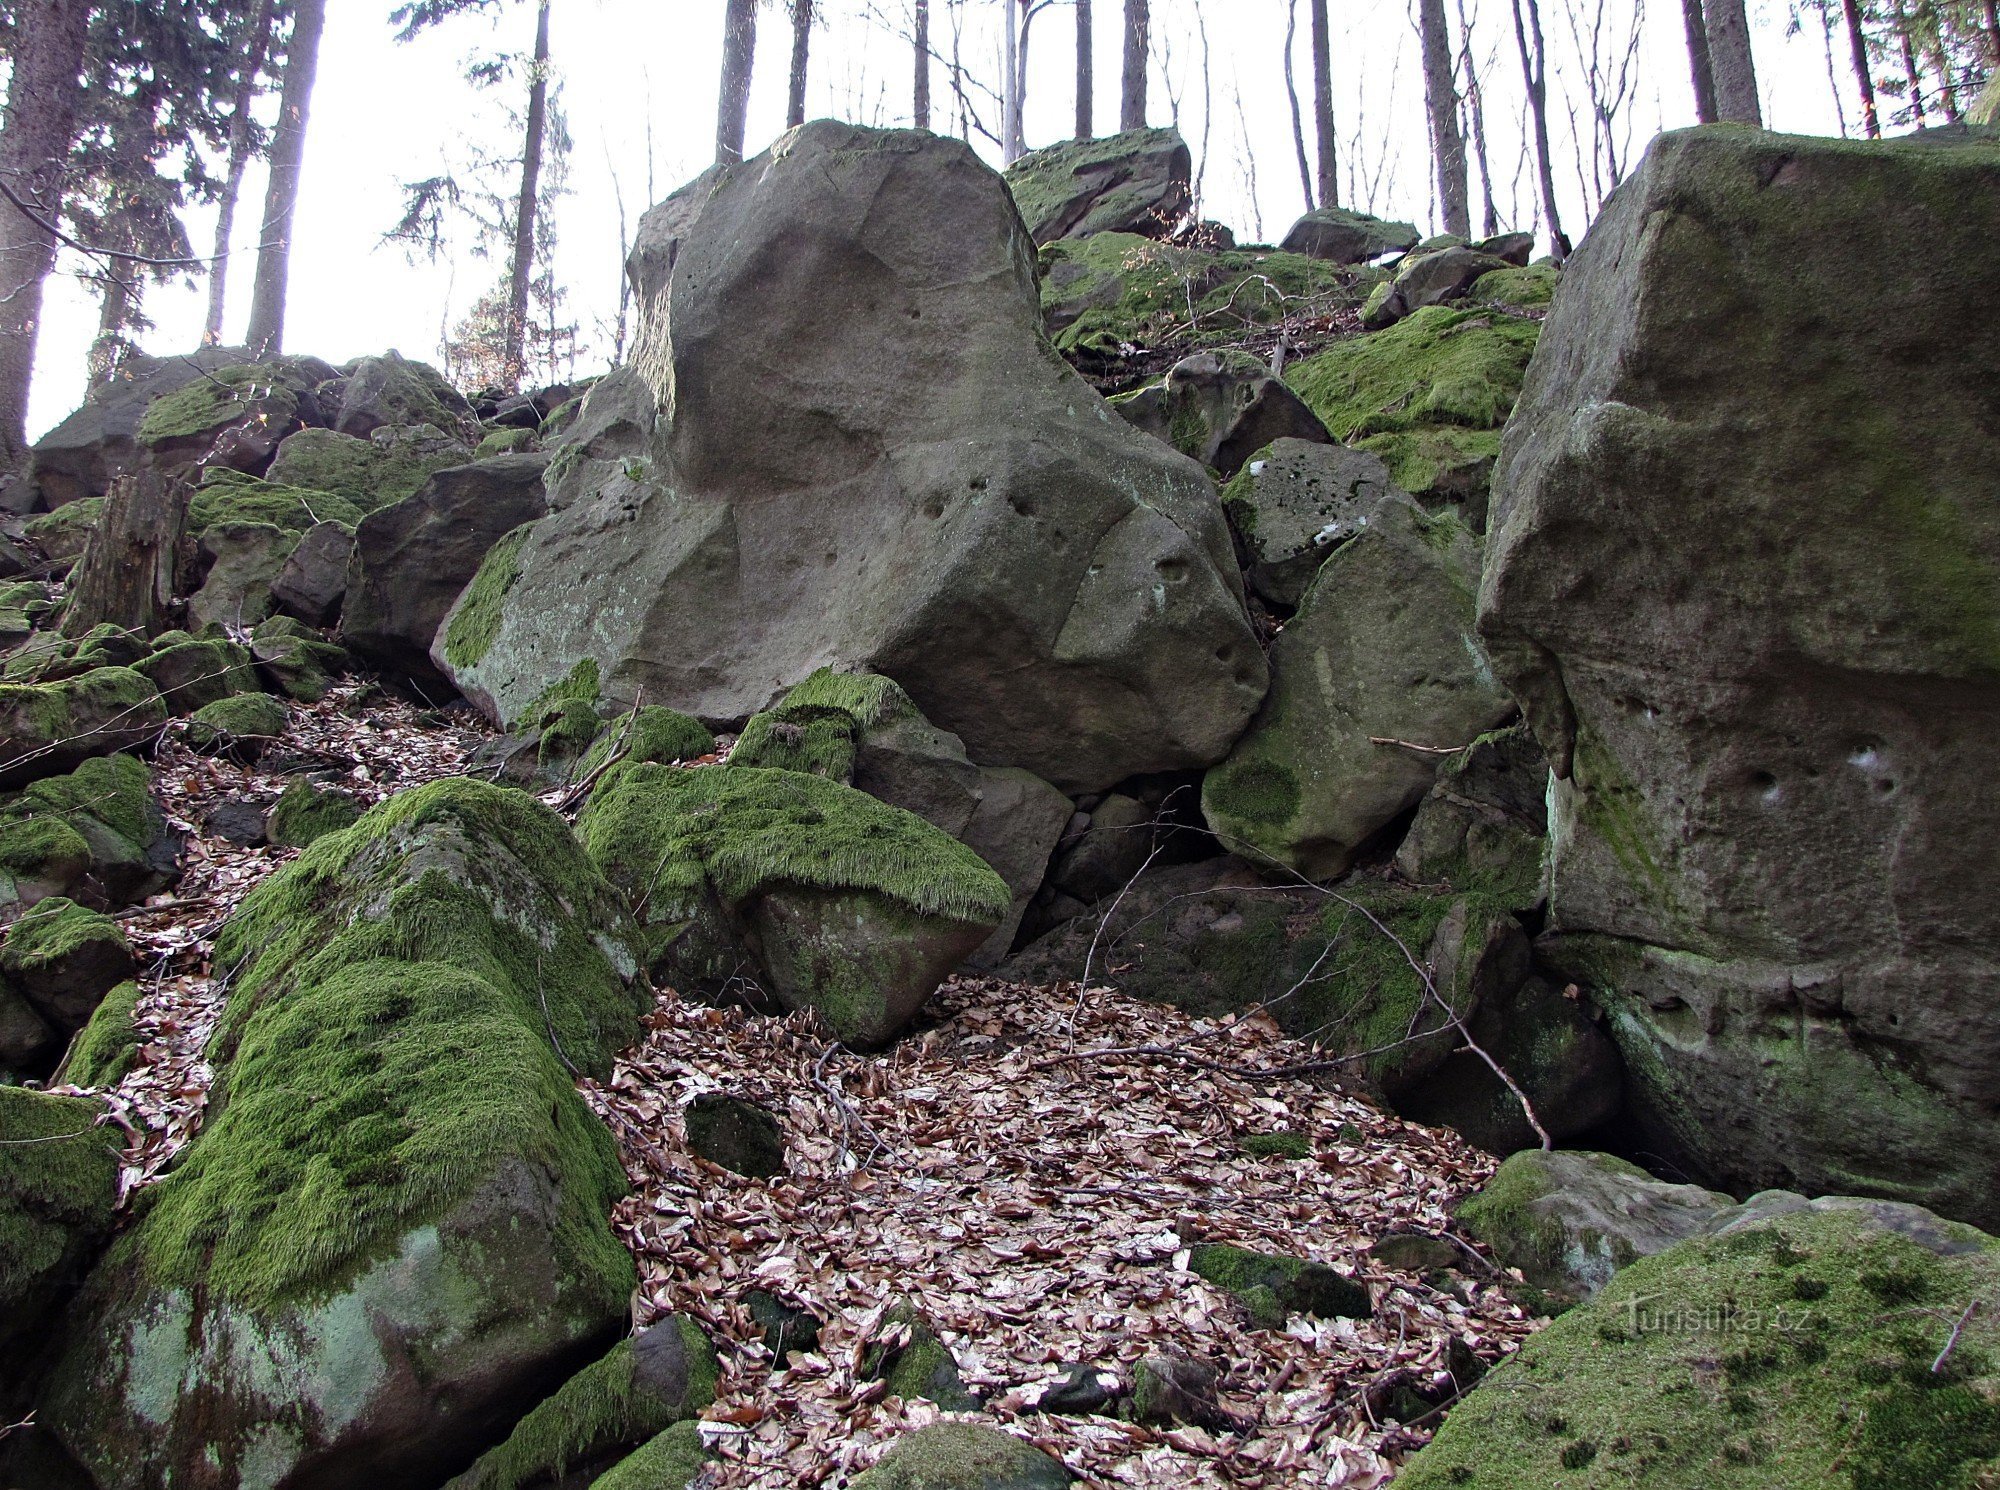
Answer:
xmin=1075 ymin=0 xmax=1094 ymax=138
xmin=1509 ymin=0 xmax=1569 ymax=260
xmin=61 ymin=470 xmax=189 ymax=641
xmin=1841 ymin=0 xmax=1881 ymax=136
xmin=0 ymin=0 xmax=93 ymax=487
xmin=88 ymin=267 xmax=141 ymax=388
xmin=1896 ymin=0 xmax=1928 ymax=124
xmin=1680 ymin=0 xmax=1720 ymax=122
xmin=716 ymin=0 xmax=758 ymax=164
xmin=914 ymin=0 xmax=931 ymax=128
xmin=204 ymin=0 xmax=276 ymax=347
xmin=1283 ymin=0 xmax=1316 ymax=210
xmin=1310 ymin=0 xmax=1337 ymax=208
xmin=1923 ymin=0 xmax=1959 ymax=120
xmin=787 ymin=0 xmax=813 ymax=130
xmin=1419 ymin=0 xmax=1470 ymax=237
xmin=1002 ymin=0 xmax=1023 ymax=162
xmin=244 ymin=0 xmax=328 ymax=359
xmin=1705 ymin=0 xmax=1762 ymax=124
xmin=1120 ymin=0 xmax=1149 ymax=129
xmin=1458 ymin=0 xmax=1498 ymax=237
xmin=502 ymin=0 xmax=551 ymax=395
xmin=1988 ymin=0 xmax=2000 ymax=64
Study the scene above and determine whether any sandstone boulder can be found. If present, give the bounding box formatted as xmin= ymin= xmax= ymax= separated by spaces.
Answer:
xmin=1220 ymin=438 xmax=1403 ymax=608
xmin=1113 ymin=349 xmax=1330 ymax=477
xmin=1478 ymin=127 xmax=2000 ymax=1228
xmin=1004 ymin=127 xmax=1193 ymax=244
xmin=1279 ymin=206 xmax=1419 ymax=263
xmin=440 ymin=124 xmax=1263 ymax=793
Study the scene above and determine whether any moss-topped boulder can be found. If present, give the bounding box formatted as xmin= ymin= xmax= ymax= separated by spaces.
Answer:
xmin=0 ymin=578 xmax=52 ymax=645
xmin=0 ymin=1087 xmax=119 ymax=1352
xmin=0 ymin=666 xmax=163 ymax=787
xmin=265 ymin=423 xmax=472 ymax=512
xmin=21 ymin=496 xmax=103 ymax=570
xmin=1398 ymin=1200 xmax=2000 ymax=1489
xmin=54 ymin=977 xmax=141 ymax=1087
xmin=579 ymin=764 xmax=1007 ymax=1046
xmin=1392 ymin=723 xmax=1550 ymax=908
xmin=264 ymin=777 xmax=362 ymax=848
xmin=1285 ymin=304 xmax=1540 ymax=509
xmin=1280 ymin=205 xmax=1421 ymax=263
xmin=185 ymin=692 xmax=289 ymax=761
xmin=1472 ymin=261 xmax=1560 ymax=310
xmin=134 ymin=362 xmax=306 ymax=461
xmin=852 ymin=1424 xmax=1070 ymax=1490
xmin=215 ymin=776 xmax=646 ymax=1072
xmin=861 ymin=1301 xmax=979 ymax=1411
xmin=1187 ymin=1243 xmax=1370 ymax=1328
xmin=1112 ymin=348 xmax=1330 ymax=477
xmin=46 ymin=957 xmax=638 ymax=1490
xmin=187 ymin=476 xmax=364 ymax=538
xmin=4 ymin=622 xmax=149 ymax=684
xmin=1202 ymin=496 xmax=1513 ymax=879
xmin=133 ymin=631 xmax=258 ymax=713
xmin=1479 ymin=127 xmax=2000 ymax=1228
xmin=0 ymin=814 xmax=91 ymax=915
xmin=249 ymin=613 xmax=347 ymax=701
xmin=590 ymin=1422 xmax=710 ymax=1490
xmin=329 ymin=350 xmax=474 ymax=438
xmin=573 ymin=705 xmax=715 ymax=782
xmin=0 ymin=895 xmax=135 ymax=1035
xmin=5 ymin=752 xmax=179 ymax=905
xmin=444 ymin=1316 xmax=718 ymax=1489
xmin=1004 ymin=127 xmax=1191 ymax=244
xmin=1455 ymin=1150 xmax=1734 ymax=1314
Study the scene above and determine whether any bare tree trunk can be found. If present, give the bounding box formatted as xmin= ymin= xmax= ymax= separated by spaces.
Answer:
xmin=1680 ymin=0 xmax=1720 ymax=121
xmin=503 ymin=0 xmax=551 ymax=395
xmin=62 ymin=470 xmax=188 ymax=640
xmin=245 ymin=0 xmax=328 ymax=359
xmin=1841 ymin=0 xmax=1881 ymax=135
xmin=1002 ymin=0 xmax=1024 ymax=161
xmin=88 ymin=263 xmax=141 ymax=388
xmin=787 ymin=0 xmax=813 ymax=129
xmin=1923 ymin=0 xmax=1960 ymax=119
xmin=1705 ymin=0 xmax=1762 ymax=124
xmin=716 ymin=0 xmax=759 ymax=164
xmin=1075 ymin=0 xmax=1094 ymax=137
xmin=1310 ymin=0 xmax=1338 ymax=207
xmin=1509 ymin=0 xmax=1569 ymax=259
xmin=1896 ymin=0 xmax=1928 ymax=124
xmin=1283 ymin=0 xmax=1315 ymax=209
xmin=1121 ymin=0 xmax=1149 ymax=129
xmin=1419 ymin=0 xmax=1471 ymax=237
xmin=914 ymin=0 xmax=932 ymax=128
xmin=1458 ymin=0 xmax=1498 ymax=237
xmin=205 ymin=0 xmax=276 ymax=346
xmin=0 ymin=0 xmax=92 ymax=486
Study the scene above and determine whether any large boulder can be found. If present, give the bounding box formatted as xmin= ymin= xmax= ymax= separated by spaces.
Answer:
xmin=1004 ymin=127 xmax=1192 ymax=244
xmin=329 ymin=351 xmax=473 ymax=438
xmin=577 ymin=763 xmax=1009 ymax=1048
xmin=265 ymin=423 xmax=472 ymax=512
xmin=0 ymin=667 xmax=163 ymax=787
xmin=853 ymin=1424 xmax=1070 ymax=1490
xmin=45 ymin=779 xmax=647 ymax=1488
xmin=3 ymin=753 xmax=181 ymax=908
xmin=344 ymin=453 xmax=549 ymax=692
xmin=1279 ymin=206 xmax=1420 ymax=264
xmin=0 ymin=1087 xmax=119 ymax=1352
xmin=1202 ymin=496 xmax=1514 ymax=879
xmin=1392 ymin=722 xmax=1550 ymax=908
xmin=439 ymin=123 xmax=1265 ymax=793
xmin=1399 ymin=1198 xmax=2000 ymax=1489
xmin=1478 ymin=127 xmax=2000 ymax=1228
xmin=1360 ymin=245 xmax=1511 ymax=330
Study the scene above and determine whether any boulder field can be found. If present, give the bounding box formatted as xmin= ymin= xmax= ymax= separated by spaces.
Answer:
xmin=1 ymin=117 xmax=1995 ymax=1487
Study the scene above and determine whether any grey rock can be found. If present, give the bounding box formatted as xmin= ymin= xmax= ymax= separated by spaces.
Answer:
xmin=1280 ymin=206 xmax=1421 ymax=264
xmin=270 ymin=520 xmax=355 ymax=627
xmin=1220 ymin=438 xmax=1403 ymax=608
xmin=331 ymin=351 xmax=472 ymax=438
xmin=1048 ymin=792 xmax=1153 ymax=904
xmin=1004 ymin=127 xmax=1193 ymax=244
xmin=1392 ymin=722 xmax=1549 ymax=908
xmin=1113 ymin=350 xmax=1330 ymax=478
xmin=960 ymin=766 xmax=1072 ymax=969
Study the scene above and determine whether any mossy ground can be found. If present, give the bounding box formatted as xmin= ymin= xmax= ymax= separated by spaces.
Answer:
xmin=126 ymin=957 xmax=632 ymax=1312
xmin=57 ymin=978 xmax=141 ymax=1087
xmin=214 ymin=776 xmax=644 ymax=1073
xmin=264 ymin=779 xmax=360 ymax=848
xmin=447 ymin=1317 xmax=717 ymax=1488
xmin=578 ymin=764 xmax=1010 ymax=930
xmin=441 ymin=524 xmax=532 ymax=671
xmin=1399 ymin=1208 xmax=2000 ymax=1489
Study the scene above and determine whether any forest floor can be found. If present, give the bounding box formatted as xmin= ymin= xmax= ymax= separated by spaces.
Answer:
xmin=58 ymin=683 xmax=1539 ymax=1489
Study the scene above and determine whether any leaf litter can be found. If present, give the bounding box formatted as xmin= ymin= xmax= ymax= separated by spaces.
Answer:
xmin=45 ymin=682 xmax=1539 ymax=1486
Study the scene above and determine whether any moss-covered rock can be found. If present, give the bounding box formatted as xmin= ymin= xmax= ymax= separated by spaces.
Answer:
xmin=444 ymin=1316 xmax=718 ymax=1489
xmin=589 ymin=1422 xmax=710 ymax=1490
xmin=22 ymin=497 xmax=104 ymax=570
xmin=1392 ymin=724 xmax=1549 ymax=909
xmin=7 ymin=752 xmax=179 ymax=905
xmin=186 ymin=477 xmax=365 ymax=539
xmin=0 ymin=665 xmax=164 ymax=787
xmin=1284 ymin=305 xmax=1540 ymax=505
xmin=134 ymin=361 xmax=310 ymax=451
xmin=187 ymin=520 xmax=300 ymax=631
xmin=0 ymin=814 xmax=92 ymax=913
xmin=265 ymin=423 xmax=471 ymax=512
xmin=0 ymin=579 xmax=52 ymax=644
xmin=1219 ymin=437 xmax=1403 ymax=608
xmin=264 ymin=777 xmax=361 ymax=848
xmin=54 ymin=977 xmax=141 ymax=1087
xmin=46 ymin=957 xmax=638 ymax=1489
xmin=185 ymin=691 xmax=289 ymax=760
xmin=1111 ymin=349 xmax=1330 ymax=477
xmin=437 ymin=523 xmax=532 ymax=674
xmin=134 ymin=633 xmax=258 ymax=714
xmin=3 ymin=621 xmax=149 ymax=684
xmin=578 ymin=764 xmax=1006 ymax=1047
xmin=1005 ymin=127 xmax=1191 ymax=244
xmin=1280 ymin=205 xmax=1421 ymax=263
xmin=571 ymin=706 xmax=714 ymax=783
xmin=1398 ymin=1201 xmax=2000 ymax=1489
xmin=475 ymin=426 xmax=537 ymax=458
xmin=0 ymin=895 xmax=135 ymax=1035
xmin=249 ymin=613 xmax=348 ymax=701
xmin=852 ymin=1423 xmax=1070 ymax=1489
xmin=1187 ymin=1243 xmax=1370 ymax=1328
xmin=861 ymin=1303 xmax=979 ymax=1411
xmin=330 ymin=350 xmax=473 ymax=438
xmin=1472 ymin=261 xmax=1560 ymax=310
xmin=0 ymin=1087 xmax=119 ymax=1351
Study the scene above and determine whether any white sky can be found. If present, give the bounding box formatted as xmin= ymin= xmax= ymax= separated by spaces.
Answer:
xmin=29 ymin=0 xmax=1868 ymax=439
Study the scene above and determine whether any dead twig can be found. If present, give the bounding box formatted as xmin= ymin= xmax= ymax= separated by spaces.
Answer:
xmin=1934 ymin=1300 xmax=1981 ymax=1374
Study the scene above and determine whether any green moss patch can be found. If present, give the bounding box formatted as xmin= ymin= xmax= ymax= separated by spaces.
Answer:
xmin=578 ymin=764 xmax=1010 ymax=929
xmin=129 ymin=958 xmax=631 ymax=1311
xmin=0 ymin=665 xmax=164 ymax=764
xmin=264 ymin=779 xmax=361 ymax=849
xmin=134 ymin=635 xmax=258 ymax=713
xmin=445 ymin=1317 xmax=717 ymax=1489
xmin=1398 ymin=1206 xmax=2000 ymax=1490
xmin=851 ymin=1422 xmax=1069 ymax=1489
xmin=265 ymin=425 xmax=468 ymax=513
xmin=1 ymin=896 xmax=130 ymax=978
xmin=22 ymin=498 xmax=104 ymax=563
xmin=214 ymin=776 xmax=644 ymax=1074
xmin=57 ymin=978 xmax=142 ymax=1087
xmin=573 ymin=707 xmax=715 ymax=782
xmin=590 ymin=1421 xmax=710 ymax=1490
xmin=186 ymin=693 xmax=289 ymax=756
xmin=186 ymin=479 xmax=363 ymax=539
xmin=1472 ymin=263 xmax=1559 ymax=310
xmin=0 ymin=814 xmax=91 ymax=886
xmin=1188 ymin=1243 xmax=1371 ymax=1327
xmin=137 ymin=363 xmax=309 ymax=446
xmin=0 ymin=1086 xmax=119 ymax=1324
xmin=15 ymin=752 xmax=157 ymax=850
xmin=442 ymin=524 xmax=533 ymax=671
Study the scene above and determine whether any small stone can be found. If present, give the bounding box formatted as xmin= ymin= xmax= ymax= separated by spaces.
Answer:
xmin=202 ymin=799 xmax=269 ymax=847
xmin=683 ymin=1094 xmax=785 ymax=1179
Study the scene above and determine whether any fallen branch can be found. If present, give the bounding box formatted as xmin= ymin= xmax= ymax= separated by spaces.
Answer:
xmin=1934 ymin=1300 xmax=1981 ymax=1374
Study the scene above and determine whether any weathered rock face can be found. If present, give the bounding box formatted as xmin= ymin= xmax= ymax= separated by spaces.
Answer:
xmin=1479 ymin=128 xmax=2000 ymax=1228
xmin=345 ymin=453 xmax=549 ymax=691
xmin=1004 ymin=128 xmax=1193 ymax=244
xmin=441 ymin=123 xmax=1265 ymax=794
xmin=1220 ymin=439 xmax=1403 ymax=609
xmin=1113 ymin=350 xmax=1330 ymax=478
xmin=1203 ymin=497 xmax=1514 ymax=879
xmin=1279 ymin=206 xmax=1419 ymax=264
